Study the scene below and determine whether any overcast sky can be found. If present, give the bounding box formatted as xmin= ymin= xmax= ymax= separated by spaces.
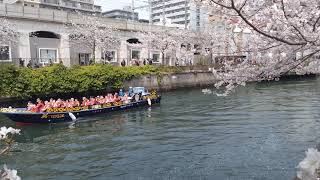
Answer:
xmin=95 ymin=0 xmax=149 ymax=20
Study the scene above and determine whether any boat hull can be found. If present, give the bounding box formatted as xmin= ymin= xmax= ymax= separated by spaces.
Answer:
xmin=0 ymin=97 xmax=161 ymax=124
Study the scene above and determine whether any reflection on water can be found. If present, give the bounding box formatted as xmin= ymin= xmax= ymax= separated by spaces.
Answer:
xmin=1 ymin=78 xmax=320 ymax=179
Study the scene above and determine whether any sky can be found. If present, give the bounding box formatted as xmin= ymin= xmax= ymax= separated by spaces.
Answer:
xmin=95 ymin=0 xmax=149 ymax=20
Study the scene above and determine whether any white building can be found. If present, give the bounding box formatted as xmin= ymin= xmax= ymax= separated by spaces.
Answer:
xmin=150 ymin=0 xmax=208 ymax=31
xmin=102 ymin=6 xmax=139 ymax=21
xmin=154 ymin=17 xmax=185 ymax=29
xmin=0 ymin=0 xmax=101 ymax=14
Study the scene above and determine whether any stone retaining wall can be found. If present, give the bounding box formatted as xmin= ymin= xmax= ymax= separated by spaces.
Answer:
xmin=125 ymin=71 xmax=217 ymax=90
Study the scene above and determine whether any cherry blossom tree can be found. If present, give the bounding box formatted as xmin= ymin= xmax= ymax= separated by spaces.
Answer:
xmin=138 ymin=28 xmax=197 ymax=65
xmin=195 ymin=0 xmax=320 ymax=94
xmin=67 ymin=15 xmax=120 ymax=62
xmin=0 ymin=18 xmax=19 ymax=51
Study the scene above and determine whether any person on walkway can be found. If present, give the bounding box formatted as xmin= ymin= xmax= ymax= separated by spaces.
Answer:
xmin=19 ymin=58 xmax=24 ymax=67
xmin=27 ymin=61 xmax=32 ymax=68
xmin=121 ymin=59 xmax=126 ymax=67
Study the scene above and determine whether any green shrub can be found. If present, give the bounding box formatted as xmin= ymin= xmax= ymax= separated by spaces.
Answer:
xmin=0 ymin=64 xmax=176 ymax=98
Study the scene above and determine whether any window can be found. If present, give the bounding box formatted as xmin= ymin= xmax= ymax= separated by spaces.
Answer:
xmin=131 ymin=50 xmax=140 ymax=60
xmin=0 ymin=46 xmax=11 ymax=62
xmin=79 ymin=53 xmax=91 ymax=66
xmin=104 ymin=50 xmax=117 ymax=62
xmin=39 ymin=48 xmax=58 ymax=63
xmin=151 ymin=52 xmax=160 ymax=63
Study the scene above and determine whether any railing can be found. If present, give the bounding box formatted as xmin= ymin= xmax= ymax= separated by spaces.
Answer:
xmin=3 ymin=58 xmax=165 ymax=67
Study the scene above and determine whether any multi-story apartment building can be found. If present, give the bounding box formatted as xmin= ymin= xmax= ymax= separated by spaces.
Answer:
xmin=0 ymin=0 xmax=101 ymax=14
xmin=150 ymin=0 xmax=208 ymax=30
xmin=103 ymin=6 xmax=139 ymax=21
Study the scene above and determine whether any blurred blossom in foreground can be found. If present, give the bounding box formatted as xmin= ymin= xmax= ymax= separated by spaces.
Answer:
xmin=0 ymin=127 xmax=20 ymax=140
xmin=297 ymin=148 xmax=320 ymax=180
xmin=0 ymin=165 xmax=21 ymax=180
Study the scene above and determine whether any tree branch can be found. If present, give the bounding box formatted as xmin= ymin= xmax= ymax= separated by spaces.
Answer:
xmin=227 ymin=0 xmax=307 ymax=46
xmin=0 ymin=146 xmax=10 ymax=155
xmin=209 ymin=0 xmax=233 ymax=9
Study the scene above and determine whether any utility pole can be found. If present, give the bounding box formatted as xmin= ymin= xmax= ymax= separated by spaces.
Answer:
xmin=149 ymin=0 xmax=152 ymax=25
xmin=162 ymin=0 xmax=166 ymax=26
xmin=131 ymin=0 xmax=149 ymax=22
xmin=132 ymin=0 xmax=135 ymax=21
xmin=148 ymin=0 xmax=152 ymax=59
xmin=184 ymin=0 xmax=188 ymax=29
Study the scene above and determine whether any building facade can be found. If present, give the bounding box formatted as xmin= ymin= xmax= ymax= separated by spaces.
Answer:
xmin=0 ymin=3 xmax=173 ymax=67
xmin=150 ymin=0 xmax=208 ymax=30
xmin=1 ymin=0 xmax=101 ymax=14
xmin=102 ymin=6 xmax=139 ymax=21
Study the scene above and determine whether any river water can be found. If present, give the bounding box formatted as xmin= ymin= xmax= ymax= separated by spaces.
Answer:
xmin=1 ymin=78 xmax=320 ymax=180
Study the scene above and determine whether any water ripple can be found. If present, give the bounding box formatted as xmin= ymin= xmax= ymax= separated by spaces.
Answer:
xmin=1 ymin=78 xmax=320 ymax=179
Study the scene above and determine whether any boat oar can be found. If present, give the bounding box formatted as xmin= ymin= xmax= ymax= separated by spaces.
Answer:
xmin=147 ymin=98 xmax=152 ymax=106
xmin=68 ymin=112 xmax=77 ymax=129
xmin=68 ymin=112 xmax=77 ymax=121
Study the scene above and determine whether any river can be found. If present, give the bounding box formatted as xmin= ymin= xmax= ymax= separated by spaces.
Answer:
xmin=1 ymin=77 xmax=320 ymax=180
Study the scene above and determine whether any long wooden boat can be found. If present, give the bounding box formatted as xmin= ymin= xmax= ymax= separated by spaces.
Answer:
xmin=0 ymin=94 xmax=161 ymax=124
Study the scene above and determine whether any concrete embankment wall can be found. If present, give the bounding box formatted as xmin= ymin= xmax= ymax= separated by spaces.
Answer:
xmin=125 ymin=71 xmax=217 ymax=90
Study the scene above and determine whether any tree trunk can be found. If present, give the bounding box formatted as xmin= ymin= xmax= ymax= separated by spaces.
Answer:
xmin=92 ymin=40 xmax=96 ymax=64
xmin=162 ymin=51 xmax=165 ymax=65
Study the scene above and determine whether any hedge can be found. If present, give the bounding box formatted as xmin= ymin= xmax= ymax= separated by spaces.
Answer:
xmin=0 ymin=64 xmax=183 ymax=98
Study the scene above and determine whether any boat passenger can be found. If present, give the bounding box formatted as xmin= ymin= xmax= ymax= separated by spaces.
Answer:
xmin=129 ymin=87 xmax=133 ymax=96
xmin=98 ymin=96 xmax=105 ymax=104
xmin=41 ymin=101 xmax=50 ymax=112
xmin=107 ymin=94 xmax=114 ymax=103
xmin=89 ymin=97 xmax=96 ymax=106
xmin=54 ymin=99 xmax=62 ymax=108
xmin=36 ymin=98 xmax=45 ymax=112
xmin=113 ymin=93 xmax=120 ymax=102
xmin=65 ymin=100 xmax=73 ymax=108
xmin=74 ymin=99 xmax=80 ymax=107
xmin=27 ymin=101 xmax=36 ymax=112
xmin=122 ymin=93 xmax=129 ymax=104
xmin=119 ymin=89 xmax=124 ymax=97
xmin=49 ymin=98 xmax=55 ymax=108
xmin=82 ymin=97 xmax=90 ymax=107
xmin=60 ymin=100 xmax=66 ymax=108
xmin=69 ymin=98 xmax=75 ymax=107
